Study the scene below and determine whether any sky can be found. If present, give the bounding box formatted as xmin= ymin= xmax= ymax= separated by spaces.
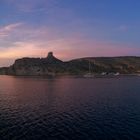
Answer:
xmin=0 ymin=0 xmax=140 ymax=66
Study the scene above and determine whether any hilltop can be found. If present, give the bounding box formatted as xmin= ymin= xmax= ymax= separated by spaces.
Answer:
xmin=0 ymin=52 xmax=140 ymax=76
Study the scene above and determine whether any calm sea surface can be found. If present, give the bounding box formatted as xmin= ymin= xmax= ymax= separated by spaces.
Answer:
xmin=0 ymin=76 xmax=140 ymax=140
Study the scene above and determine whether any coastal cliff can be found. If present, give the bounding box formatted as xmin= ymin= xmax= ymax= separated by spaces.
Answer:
xmin=0 ymin=52 xmax=140 ymax=75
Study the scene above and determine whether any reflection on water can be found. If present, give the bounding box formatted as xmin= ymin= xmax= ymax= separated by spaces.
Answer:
xmin=0 ymin=76 xmax=140 ymax=139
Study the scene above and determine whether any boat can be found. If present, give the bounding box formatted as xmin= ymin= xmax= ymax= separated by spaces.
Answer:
xmin=101 ymin=72 xmax=107 ymax=75
xmin=114 ymin=72 xmax=120 ymax=76
xmin=84 ymin=60 xmax=94 ymax=78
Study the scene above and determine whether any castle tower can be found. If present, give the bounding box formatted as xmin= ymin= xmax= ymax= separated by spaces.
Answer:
xmin=47 ymin=52 xmax=53 ymax=58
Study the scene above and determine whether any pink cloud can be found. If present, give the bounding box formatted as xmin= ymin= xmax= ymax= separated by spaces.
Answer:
xmin=0 ymin=24 xmax=139 ymax=66
xmin=0 ymin=38 xmax=139 ymax=61
xmin=0 ymin=23 xmax=23 ymax=38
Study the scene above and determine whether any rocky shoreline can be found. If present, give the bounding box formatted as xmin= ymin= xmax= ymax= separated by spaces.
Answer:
xmin=0 ymin=52 xmax=140 ymax=76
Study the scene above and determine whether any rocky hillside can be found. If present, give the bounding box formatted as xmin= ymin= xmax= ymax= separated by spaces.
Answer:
xmin=0 ymin=52 xmax=140 ymax=75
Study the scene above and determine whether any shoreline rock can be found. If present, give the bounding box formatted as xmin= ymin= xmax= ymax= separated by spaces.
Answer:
xmin=0 ymin=52 xmax=140 ymax=76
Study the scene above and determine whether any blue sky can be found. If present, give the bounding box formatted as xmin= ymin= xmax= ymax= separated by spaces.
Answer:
xmin=0 ymin=0 xmax=140 ymax=66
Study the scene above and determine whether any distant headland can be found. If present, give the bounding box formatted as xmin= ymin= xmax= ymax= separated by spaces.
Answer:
xmin=0 ymin=52 xmax=140 ymax=76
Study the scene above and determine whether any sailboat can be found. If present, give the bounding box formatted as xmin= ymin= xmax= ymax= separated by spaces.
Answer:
xmin=84 ymin=60 xmax=94 ymax=78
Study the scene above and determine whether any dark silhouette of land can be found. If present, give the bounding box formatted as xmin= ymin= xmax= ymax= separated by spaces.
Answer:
xmin=0 ymin=52 xmax=140 ymax=76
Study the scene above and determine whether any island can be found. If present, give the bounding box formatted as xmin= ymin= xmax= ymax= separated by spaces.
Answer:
xmin=0 ymin=52 xmax=140 ymax=76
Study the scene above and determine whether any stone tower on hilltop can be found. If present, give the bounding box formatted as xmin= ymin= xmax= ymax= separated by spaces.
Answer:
xmin=47 ymin=52 xmax=53 ymax=58
xmin=46 ymin=52 xmax=62 ymax=63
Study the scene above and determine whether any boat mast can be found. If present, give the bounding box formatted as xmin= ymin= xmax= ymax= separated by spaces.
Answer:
xmin=89 ymin=60 xmax=91 ymax=74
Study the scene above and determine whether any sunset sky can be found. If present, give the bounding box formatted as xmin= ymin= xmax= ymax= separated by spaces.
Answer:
xmin=0 ymin=0 xmax=140 ymax=66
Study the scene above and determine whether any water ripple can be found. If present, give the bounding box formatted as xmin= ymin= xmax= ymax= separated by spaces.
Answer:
xmin=0 ymin=76 xmax=140 ymax=139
